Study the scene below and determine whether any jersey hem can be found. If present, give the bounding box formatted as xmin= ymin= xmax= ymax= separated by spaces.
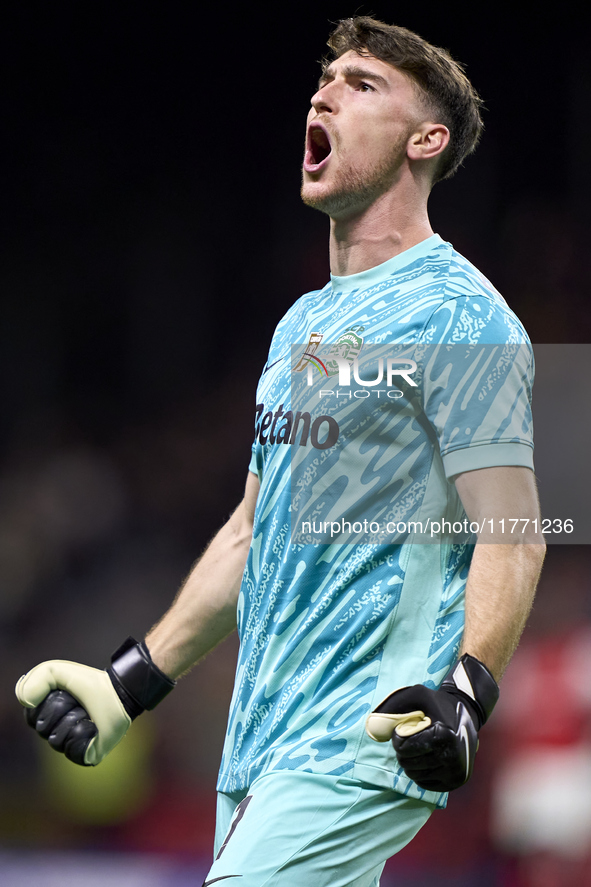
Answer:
xmin=216 ymin=758 xmax=448 ymax=809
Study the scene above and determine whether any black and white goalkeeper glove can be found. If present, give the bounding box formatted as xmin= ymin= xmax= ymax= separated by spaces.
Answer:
xmin=365 ymin=654 xmax=499 ymax=792
xmin=15 ymin=637 xmax=175 ymax=766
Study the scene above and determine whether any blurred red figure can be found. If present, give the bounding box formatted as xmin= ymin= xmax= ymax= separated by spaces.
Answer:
xmin=490 ymin=550 xmax=591 ymax=887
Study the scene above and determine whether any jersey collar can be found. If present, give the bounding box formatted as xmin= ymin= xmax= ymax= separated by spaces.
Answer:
xmin=330 ymin=234 xmax=444 ymax=293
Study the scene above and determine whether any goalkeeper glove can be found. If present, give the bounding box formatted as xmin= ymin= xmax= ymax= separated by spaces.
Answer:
xmin=365 ymin=653 xmax=499 ymax=792
xmin=15 ymin=637 xmax=175 ymax=766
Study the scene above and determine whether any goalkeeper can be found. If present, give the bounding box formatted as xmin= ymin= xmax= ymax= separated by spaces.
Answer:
xmin=16 ymin=16 xmax=545 ymax=887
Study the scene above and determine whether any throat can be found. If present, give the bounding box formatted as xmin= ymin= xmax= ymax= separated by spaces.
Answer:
xmin=329 ymin=218 xmax=434 ymax=277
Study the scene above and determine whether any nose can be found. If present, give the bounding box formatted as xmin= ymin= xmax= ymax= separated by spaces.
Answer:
xmin=310 ymin=82 xmax=336 ymax=115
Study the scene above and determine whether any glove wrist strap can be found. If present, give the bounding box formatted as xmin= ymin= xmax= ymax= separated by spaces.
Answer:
xmin=441 ymin=653 xmax=499 ymax=730
xmin=107 ymin=636 xmax=176 ymax=720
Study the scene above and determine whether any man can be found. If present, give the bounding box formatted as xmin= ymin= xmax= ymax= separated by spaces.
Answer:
xmin=16 ymin=17 xmax=545 ymax=887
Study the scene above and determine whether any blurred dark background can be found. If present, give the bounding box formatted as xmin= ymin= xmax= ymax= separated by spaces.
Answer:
xmin=1 ymin=3 xmax=591 ymax=885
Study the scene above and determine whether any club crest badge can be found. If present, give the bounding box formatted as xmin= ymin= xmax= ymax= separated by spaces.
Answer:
xmin=324 ymin=326 xmax=365 ymax=375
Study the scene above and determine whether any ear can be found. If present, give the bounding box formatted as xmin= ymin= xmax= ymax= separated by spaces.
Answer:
xmin=407 ymin=123 xmax=450 ymax=162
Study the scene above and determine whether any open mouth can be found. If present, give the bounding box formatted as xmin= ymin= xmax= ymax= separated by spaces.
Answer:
xmin=305 ymin=123 xmax=332 ymax=171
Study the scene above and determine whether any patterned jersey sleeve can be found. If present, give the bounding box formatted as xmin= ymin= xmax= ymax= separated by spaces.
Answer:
xmin=418 ymin=294 xmax=535 ymax=479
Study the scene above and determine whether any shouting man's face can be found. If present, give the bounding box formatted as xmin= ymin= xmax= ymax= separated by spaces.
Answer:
xmin=301 ymin=50 xmax=427 ymax=220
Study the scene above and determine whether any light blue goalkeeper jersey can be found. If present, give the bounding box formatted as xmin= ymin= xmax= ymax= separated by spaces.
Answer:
xmin=217 ymin=234 xmax=534 ymax=808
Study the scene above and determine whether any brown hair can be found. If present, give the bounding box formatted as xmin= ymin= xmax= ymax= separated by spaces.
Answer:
xmin=323 ymin=16 xmax=484 ymax=184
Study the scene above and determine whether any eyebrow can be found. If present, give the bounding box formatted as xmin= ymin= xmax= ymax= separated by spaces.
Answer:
xmin=317 ymin=64 xmax=390 ymax=91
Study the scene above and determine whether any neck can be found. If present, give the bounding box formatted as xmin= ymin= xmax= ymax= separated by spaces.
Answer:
xmin=328 ymin=186 xmax=434 ymax=277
